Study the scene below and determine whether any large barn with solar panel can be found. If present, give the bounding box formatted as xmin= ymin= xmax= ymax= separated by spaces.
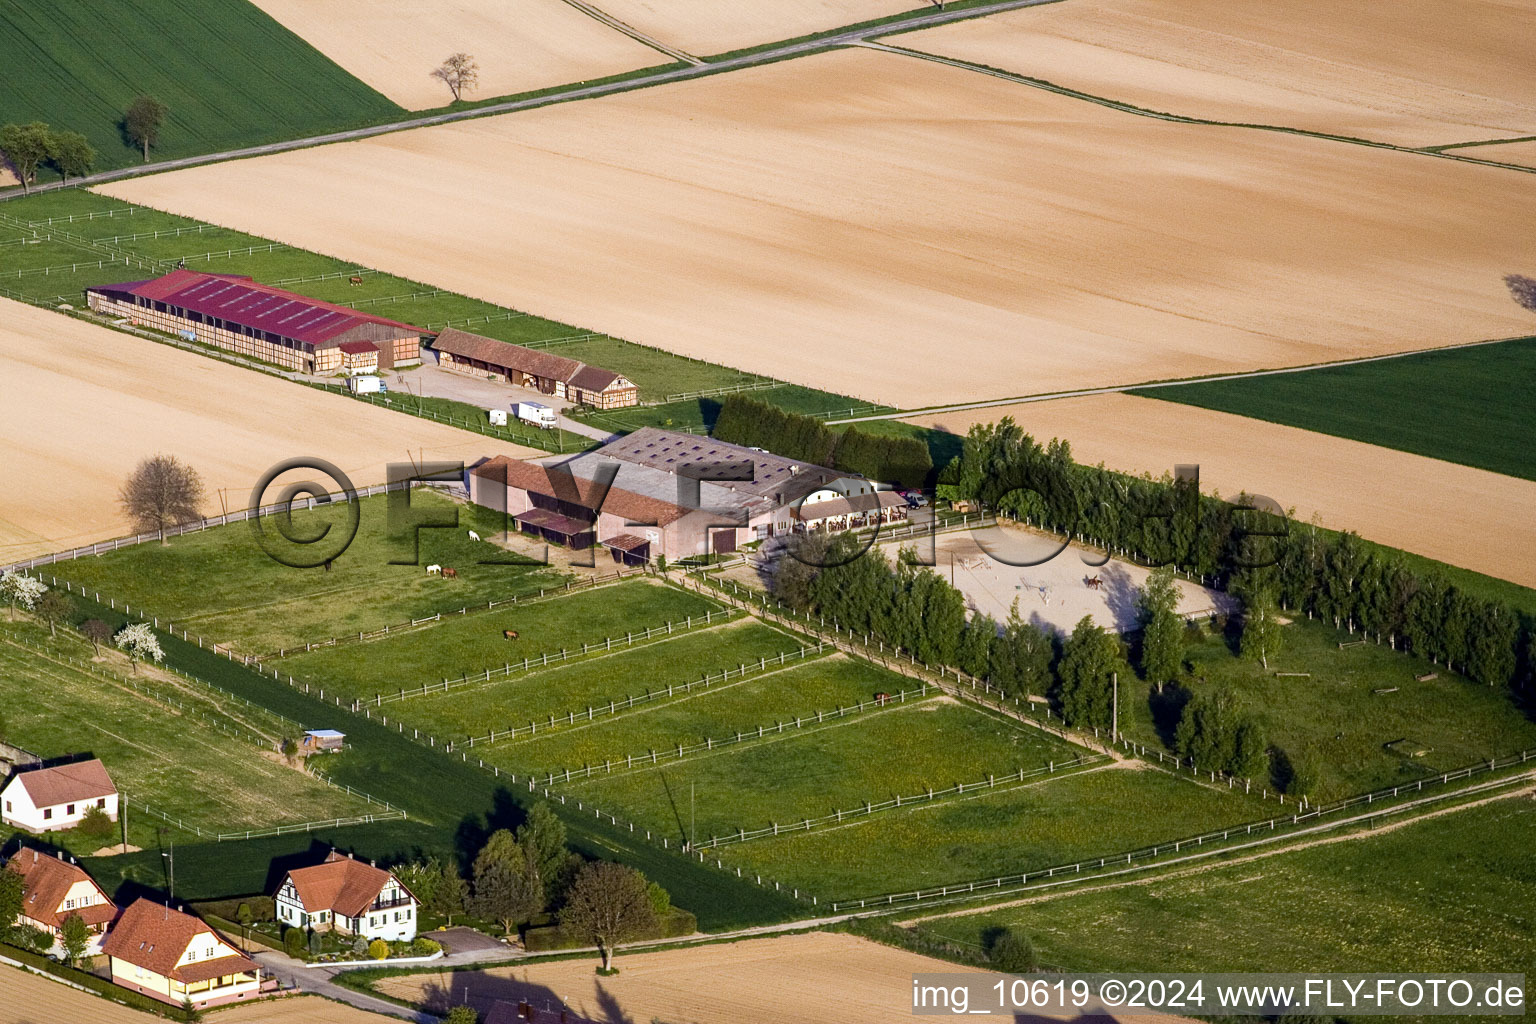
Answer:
xmin=84 ymin=269 xmax=424 ymax=374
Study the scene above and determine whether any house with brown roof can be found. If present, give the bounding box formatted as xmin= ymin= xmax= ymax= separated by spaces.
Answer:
xmin=4 ymin=848 xmax=117 ymax=952
xmin=432 ymin=328 xmax=638 ymax=409
xmin=274 ymin=850 xmax=418 ymax=942
xmin=102 ymin=899 xmax=262 ymax=1008
xmin=1 ymin=759 xmax=118 ymax=833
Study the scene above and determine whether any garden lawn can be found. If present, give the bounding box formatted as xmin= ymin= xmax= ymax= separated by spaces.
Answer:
xmin=273 ymin=579 xmax=726 ymax=700
xmin=491 ymin=654 xmax=924 ymax=776
xmin=917 ymin=795 xmax=1536 ymax=989
xmin=48 ymin=491 xmax=559 ymax=655
xmin=572 ymin=700 xmax=1090 ymax=845
xmin=0 ymin=624 xmax=376 ymax=837
xmin=401 ymin=617 xmax=811 ymax=742
xmin=717 ymin=764 xmax=1264 ymax=899
xmin=1122 ymin=618 xmax=1536 ymax=801
xmin=1132 ymin=338 xmax=1536 ymax=481
xmin=0 ymin=0 xmax=402 ymax=177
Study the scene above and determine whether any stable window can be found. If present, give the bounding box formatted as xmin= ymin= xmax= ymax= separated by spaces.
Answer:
xmin=43 ymin=808 xmax=52 ymax=820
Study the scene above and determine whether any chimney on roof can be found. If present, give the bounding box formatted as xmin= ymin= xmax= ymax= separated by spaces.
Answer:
xmin=56 ymin=850 xmax=64 ymax=861
xmin=348 ymin=852 xmax=354 ymax=860
xmin=31 ymin=850 xmax=38 ymax=863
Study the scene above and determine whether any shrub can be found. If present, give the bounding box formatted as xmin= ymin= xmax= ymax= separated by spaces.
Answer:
xmin=76 ymin=805 xmax=114 ymax=842
xmin=12 ymin=924 xmax=52 ymax=954
xmin=444 ymin=1007 xmax=479 ymax=1024
xmin=283 ymin=927 xmax=306 ymax=957
xmin=983 ymin=926 xmax=1036 ymax=973
xmin=368 ymin=939 xmax=390 ymax=961
xmin=352 ymin=936 xmax=369 ymax=955
xmin=411 ymin=936 xmax=442 ymax=957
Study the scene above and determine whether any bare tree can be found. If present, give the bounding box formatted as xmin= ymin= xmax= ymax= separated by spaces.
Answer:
xmin=120 ymin=455 xmax=205 ymax=542
xmin=123 ymin=96 xmax=168 ymax=162
xmin=559 ymin=861 xmax=657 ymax=972
xmin=81 ymin=618 xmax=112 ymax=655
xmin=431 ymin=53 xmax=480 ymax=103
xmin=35 ymin=589 xmax=73 ymax=638
xmin=1506 ymin=274 xmax=1536 ymax=313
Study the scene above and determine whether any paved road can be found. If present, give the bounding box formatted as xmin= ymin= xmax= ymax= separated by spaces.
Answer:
xmin=0 ymin=0 xmax=1061 ymax=203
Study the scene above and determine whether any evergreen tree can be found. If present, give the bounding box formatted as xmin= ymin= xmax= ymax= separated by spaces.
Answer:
xmin=429 ymin=860 xmax=468 ymax=926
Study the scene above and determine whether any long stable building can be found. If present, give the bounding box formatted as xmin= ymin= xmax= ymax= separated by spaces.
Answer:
xmin=432 ymin=327 xmax=638 ymax=409
xmin=469 ymin=427 xmax=903 ymax=563
xmin=85 ymin=270 xmax=425 ymax=374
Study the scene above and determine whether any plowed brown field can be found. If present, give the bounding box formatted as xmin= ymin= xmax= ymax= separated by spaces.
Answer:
xmin=0 ymin=300 xmax=535 ymax=563
xmin=893 ymin=0 xmax=1536 ymax=147
xmin=100 ymin=48 xmax=1536 ymax=408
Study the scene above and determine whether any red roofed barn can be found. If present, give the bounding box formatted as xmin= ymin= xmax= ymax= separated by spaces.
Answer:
xmin=274 ymin=850 xmax=418 ymax=942
xmin=84 ymin=270 xmax=424 ymax=375
xmin=1 ymin=758 xmax=118 ymax=833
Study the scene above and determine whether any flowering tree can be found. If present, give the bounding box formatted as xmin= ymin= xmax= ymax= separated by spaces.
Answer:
xmin=0 ymin=571 xmax=47 ymax=620
xmin=113 ymin=622 xmax=164 ymax=672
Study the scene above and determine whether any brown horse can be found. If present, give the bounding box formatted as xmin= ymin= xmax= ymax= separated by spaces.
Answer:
xmin=1085 ymin=576 xmax=1103 ymax=590
xmin=503 ymin=630 xmax=519 ymax=640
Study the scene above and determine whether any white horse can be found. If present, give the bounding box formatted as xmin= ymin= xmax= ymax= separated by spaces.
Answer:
xmin=468 ymin=530 xmax=481 ymax=542
xmin=426 ymin=564 xmax=442 ymax=575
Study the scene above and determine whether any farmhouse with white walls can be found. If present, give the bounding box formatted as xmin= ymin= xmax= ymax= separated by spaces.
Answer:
xmin=0 ymin=759 xmax=118 ymax=833
xmin=274 ymin=850 xmax=418 ymax=942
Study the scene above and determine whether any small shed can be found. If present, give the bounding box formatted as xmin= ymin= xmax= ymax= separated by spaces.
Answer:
xmin=300 ymin=730 xmax=346 ymax=755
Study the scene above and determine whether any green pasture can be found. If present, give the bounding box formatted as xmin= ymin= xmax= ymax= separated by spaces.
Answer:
xmin=572 ymin=701 xmax=1089 ymax=847
xmin=917 ymin=796 xmax=1536 ymax=989
xmin=1122 ymin=618 xmax=1536 ymax=801
xmin=494 ymin=654 xmax=925 ymax=776
xmin=716 ymin=765 xmax=1264 ymax=899
xmin=0 ymin=622 xmax=376 ymax=841
xmin=48 ymin=491 xmax=559 ymax=655
xmin=0 ymin=0 xmax=401 ymax=177
xmin=273 ymin=579 xmax=726 ymax=699
xmin=1133 ymin=339 xmax=1536 ymax=481
xmin=400 ymin=618 xmax=811 ymax=741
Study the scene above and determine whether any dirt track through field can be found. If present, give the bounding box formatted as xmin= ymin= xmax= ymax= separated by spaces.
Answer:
xmin=0 ymin=300 xmax=536 ymax=564
xmin=101 ymin=48 xmax=1536 ymax=408
xmin=895 ymin=0 xmax=1536 ymax=148
xmin=376 ymin=931 xmax=1196 ymax=1024
xmin=1447 ymin=139 xmax=1536 ymax=168
xmin=248 ymin=0 xmax=664 ymax=109
xmin=908 ymin=394 xmax=1536 ymax=588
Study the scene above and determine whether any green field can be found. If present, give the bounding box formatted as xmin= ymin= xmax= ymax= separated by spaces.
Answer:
xmin=493 ymin=654 xmax=927 ymax=775
xmin=49 ymin=491 xmax=561 ymax=654
xmin=401 ymin=618 xmax=813 ymax=742
xmin=916 ymin=796 xmax=1536 ymax=988
xmin=0 ymin=0 xmax=402 ymax=177
xmin=715 ymin=764 xmax=1264 ymax=899
xmin=272 ymin=579 xmax=726 ymax=699
xmin=571 ymin=701 xmax=1091 ymax=848
xmin=1122 ymin=619 xmax=1536 ymax=801
xmin=1132 ymin=339 xmax=1536 ymax=480
xmin=0 ymin=621 xmax=377 ymax=845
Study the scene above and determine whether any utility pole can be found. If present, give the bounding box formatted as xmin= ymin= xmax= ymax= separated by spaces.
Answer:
xmin=120 ymin=799 xmax=128 ymax=854
xmin=690 ymin=782 xmax=696 ymax=851
xmin=1111 ymin=671 xmax=1119 ymax=744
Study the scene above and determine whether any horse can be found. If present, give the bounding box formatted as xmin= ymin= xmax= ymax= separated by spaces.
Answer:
xmin=1085 ymin=576 xmax=1103 ymax=590
xmin=468 ymin=530 xmax=481 ymax=542
xmin=503 ymin=630 xmax=519 ymax=640
xmin=425 ymin=564 xmax=442 ymax=575
xmin=442 ymin=567 xmax=459 ymax=578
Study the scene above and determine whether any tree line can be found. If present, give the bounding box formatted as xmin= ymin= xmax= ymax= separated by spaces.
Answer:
xmin=712 ymin=394 xmax=933 ymax=487
xmin=940 ymin=418 xmax=1532 ymax=693
xmin=1 ymin=96 xmax=167 ymax=190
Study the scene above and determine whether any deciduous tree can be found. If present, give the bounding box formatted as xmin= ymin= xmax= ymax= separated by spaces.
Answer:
xmin=1057 ymin=616 xmax=1120 ymax=730
xmin=1 ymin=571 xmax=47 ymax=620
xmin=59 ymin=913 xmax=91 ymax=967
xmin=1137 ymin=565 xmax=1183 ymax=690
xmin=124 ymin=96 xmax=168 ymax=161
xmin=559 ymin=861 xmax=657 ymax=971
xmin=1505 ymin=273 xmax=1536 ymax=313
xmin=113 ymin=622 xmax=164 ymax=672
xmin=34 ymin=589 xmax=73 ymax=638
xmin=120 ymin=454 xmax=204 ymax=541
xmin=48 ymin=130 xmax=95 ymax=183
xmin=469 ymin=852 xmax=541 ymax=936
xmin=431 ymin=53 xmax=480 ymax=102
xmin=80 ymin=618 xmax=112 ymax=655
xmin=0 ymin=122 xmax=53 ymax=189
xmin=1238 ymin=583 xmax=1282 ymax=670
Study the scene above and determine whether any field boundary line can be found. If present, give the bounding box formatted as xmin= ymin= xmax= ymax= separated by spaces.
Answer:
xmin=827 ymin=750 xmax=1536 ymax=912
xmin=546 ymin=683 xmax=937 ymax=784
xmin=555 ymin=0 xmax=702 ymax=64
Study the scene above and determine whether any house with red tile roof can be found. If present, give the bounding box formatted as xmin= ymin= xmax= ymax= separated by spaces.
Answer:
xmin=1 ymin=759 xmax=117 ymax=833
xmin=4 ymin=847 xmax=117 ymax=952
xmin=84 ymin=270 xmax=424 ymax=375
xmin=102 ymin=899 xmax=262 ymax=1008
xmin=274 ymin=850 xmax=418 ymax=942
